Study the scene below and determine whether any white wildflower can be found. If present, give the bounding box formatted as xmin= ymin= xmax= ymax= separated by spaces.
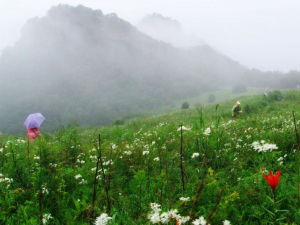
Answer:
xmin=191 ymin=152 xmax=199 ymax=159
xmin=94 ymin=213 xmax=112 ymax=225
xmin=75 ymin=174 xmax=82 ymax=179
xmin=160 ymin=212 xmax=171 ymax=224
xmin=223 ymin=220 xmax=231 ymax=225
xmin=49 ymin=163 xmax=57 ymax=168
xmin=203 ymin=128 xmax=211 ymax=136
xmin=148 ymin=212 xmax=161 ymax=224
xmin=76 ymin=159 xmax=85 ymax=164
xmin=177 ymin=216 xmax=190 ymax=224
xmin=167 ymin=209 xmax=178 ymax=219
xmin=177 ymin=126 xmax=191 ymax=131
xmin=153 ymin=157 xmax=160 ymax=161
xmin=179 ymin=197 xmax=190 ymax=202
xmin=42 ymin=184 xmax=49 ymax=195
xmin=150 ymin=203 xmax=161 ymax=213
xmin=42 ymin=213 xmax=52 ymax=225
xmin=251 ymin=141 xmax=278 ymax=152
xmin=103 ymin=160 xmax=113 ymax=166
xmin=277 ymin=157 xmax=284 ymax=165
xmin=79 ymin=179 xmax=87 ymax=185
xmin=123 ymin=151 xmax=132 ymax=155
xmin=192 ymin=216 xmax=207 ymax=225
xmin=148 ymin=203 xmax=162 ymax=224
xmin=143 ymin=151 xmax=150 ymax=155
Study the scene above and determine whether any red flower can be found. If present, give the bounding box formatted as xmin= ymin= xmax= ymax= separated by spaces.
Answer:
xmin=263 ymin=171 xmax=280 ymax=190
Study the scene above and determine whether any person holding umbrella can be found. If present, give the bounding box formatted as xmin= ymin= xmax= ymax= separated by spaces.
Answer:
xmin=24 ymin=113 xmax=45 ymax=141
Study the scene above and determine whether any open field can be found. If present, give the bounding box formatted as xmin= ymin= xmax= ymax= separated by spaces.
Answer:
xmin=0 ymin=90 xmax=300 ymax=224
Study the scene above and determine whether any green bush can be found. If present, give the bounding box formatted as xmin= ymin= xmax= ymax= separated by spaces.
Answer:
xmin=181 ymin=101 xmax=190 ymax=109
xmin=267 ymin=90 xmax=283 ymax=102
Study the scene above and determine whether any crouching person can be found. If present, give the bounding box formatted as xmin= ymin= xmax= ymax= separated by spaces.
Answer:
xmin=232 ymin=101 xmax=242 ymax=118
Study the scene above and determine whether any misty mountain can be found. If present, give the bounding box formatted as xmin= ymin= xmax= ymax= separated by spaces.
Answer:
xmin=0 ymin=5 xmax=297 ymax=134
xmin=137 ymin=13 xmax=204 ymax=48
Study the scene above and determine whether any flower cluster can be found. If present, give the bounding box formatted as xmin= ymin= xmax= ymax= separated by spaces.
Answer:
xmin=147 ymin=203 xmax=190 ymax=224
xmin=251 ymin=141 xmax=278 ymax=152
xmin=94 ymin=213 xmax=112 ymax=225
xmin=42 ymin=213 xmax=52 ymax=225
xmin=192 ymin=216 xmax=207 ymax=225
xmin=191 ymin=152 xmax=200 ymax=159
xmin=177 ymin=126 xmax=191 ymax=131
xmin=143 ymin=150 xmax=150 ymax=155
xmin=74 ymin=174 xmax=87 ymax=185
xmin=0 ymin=173 xmax=13 ymax=188
xmin=203 ymin=127 xmax=211 ymax=136
xmin=179 ymin=197 xmax=190 ymax=202
xmin=123 ymin=151 xmax=132 ymax=156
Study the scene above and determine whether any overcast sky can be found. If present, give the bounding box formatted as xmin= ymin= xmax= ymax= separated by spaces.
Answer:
xmin=0 ymin=0 xmax=299 ymax=72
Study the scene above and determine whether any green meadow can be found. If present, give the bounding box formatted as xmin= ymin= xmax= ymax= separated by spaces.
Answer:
xmin=0 ymin=90 xmax=299 ymax=225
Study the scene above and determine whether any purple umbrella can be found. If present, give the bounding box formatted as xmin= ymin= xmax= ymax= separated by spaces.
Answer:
xmin=24 ymin=113 xmax=45 ymax=129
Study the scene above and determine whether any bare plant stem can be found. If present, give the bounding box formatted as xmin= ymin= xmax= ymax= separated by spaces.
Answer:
xmin=179 ymin=125 xmax=185 ymax=193
xmin=291 ymin=111 xmax=300 ymax=204
xmin=207 ymin=187 xmax=225 ymax=224
xmin=292 ymin=111 xmax=300 ymax=148
xmin=98 ymin=134 xmax=111 ymax=212
xmin=27 ymin=137 xmax=30 ymax=156
xmin=90 ymin=147 xmax=101 ymax=219
xmin=38 ymin=191 xmax=43 ymax=225
xmin=191 ymin=177 xmax=206 ymax=213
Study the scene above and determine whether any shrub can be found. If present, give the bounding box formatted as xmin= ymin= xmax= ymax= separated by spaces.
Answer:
xmin=181 ymin=102 xmax=190 ymax=109
xmin=113 ymin=119 xmax=125 ymax=125
xmin=268 ymin=90 xmax=283 ymax=102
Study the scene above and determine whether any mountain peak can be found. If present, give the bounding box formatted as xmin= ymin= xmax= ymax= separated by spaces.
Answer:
xmin=137 ymin=13 xmax=204 ymax=48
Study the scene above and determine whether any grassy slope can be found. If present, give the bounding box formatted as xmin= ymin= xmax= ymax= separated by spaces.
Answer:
xmin=173 ymin=88 xmax=264 ymax=108
xmin=0 ymin=90 xmax=300 ymax=225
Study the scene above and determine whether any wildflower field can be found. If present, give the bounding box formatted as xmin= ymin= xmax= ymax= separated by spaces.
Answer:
xmin=0 ymin=90 xmax=300 ymax=225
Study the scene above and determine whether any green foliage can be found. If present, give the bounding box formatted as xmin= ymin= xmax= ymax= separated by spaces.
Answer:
xmin=181 ymin=102 xmax=190 ymax=110
xmin=0 ymin=91 xmax=300 ymax=224
xmin=113 ymin=119 xmax=125 ymax=126
xmin=267 ymin=90 xmax=284 ymax=102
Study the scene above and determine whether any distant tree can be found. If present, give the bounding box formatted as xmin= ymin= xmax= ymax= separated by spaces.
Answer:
xmin=113 ymin=119 xmax=125 ymax=125
xmin=181 ymin=102 xmax=190 ymax=109
xmin=268 ymin=90 xmax=283 ymax=102
xmin=232 ymin=85 xmax=247 ymax=94
xmin=208 ymin=94 xmax=216 ymax=103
